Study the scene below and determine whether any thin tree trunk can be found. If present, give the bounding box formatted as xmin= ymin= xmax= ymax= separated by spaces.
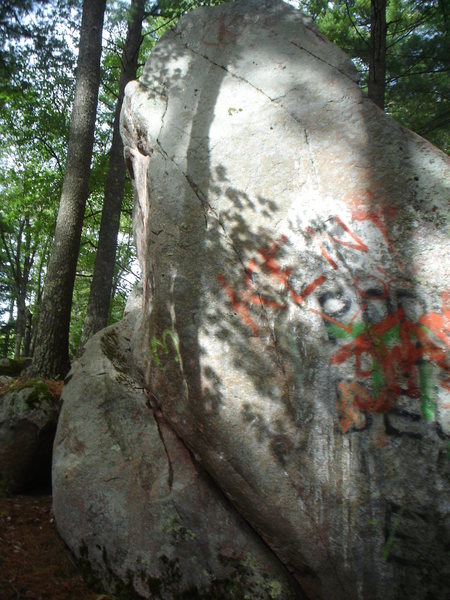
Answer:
xmin=29 ymin=0 xmax=106 ymax=378
xmin=14 ymin=297 xmax=26 ymax=359
xmin=3 ymin=299 xmax=15 ymax=358
xmin=30 ymin=239 xmax=49 ymax=358
xmin=23 ymin=308 xmax=33 ymax=357
xmin=80 ymin=0 xmax=145 ymax=347
xmin=368 ymin=0 xmax=387 ymax=110
xmin=15 ymin=216 xmax=34 ymax=359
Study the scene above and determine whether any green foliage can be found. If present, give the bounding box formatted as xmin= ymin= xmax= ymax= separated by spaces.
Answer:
xmin=157 ymin=0 xmax=231 ymax=19
xmin=384 ymin=1 xmax=449 ymax=151
xmin=296 ymin=0 xmax=449 ymax=153
xmin=0 ymin=1 xmax=79 ymax=358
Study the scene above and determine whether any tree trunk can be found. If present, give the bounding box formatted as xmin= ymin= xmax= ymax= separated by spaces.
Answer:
xmin=30 ymin=239 xmax=48 ymax=358
xmin=23 ymin=308 xmax=33 ymax=357
xmin=368 ymin=0 xmax=387 ymax=110
xmin=14 ymin=297 xmax=26 ymax=359
xmin=29 ymin=0 xmax=106 ymax=378
xmin=80 ymin=0 xmax=145 ymax=347
xmin=3 ymin=299 xmax=15 ymax=358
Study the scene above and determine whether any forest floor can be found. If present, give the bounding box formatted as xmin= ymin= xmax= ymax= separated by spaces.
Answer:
xmin=0 ymin=492 xmax=107 ymax=600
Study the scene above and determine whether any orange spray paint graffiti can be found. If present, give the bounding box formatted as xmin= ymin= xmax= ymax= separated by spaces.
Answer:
xmin=218 ymin=235 xmax=327 ymax=333
xmin=217 ymin=209 xmax=449 ymax=434
xmin=329 ymin=301 xmax=449 ymax=431
xmin=201 ymin=13 xmax=247 ymax=47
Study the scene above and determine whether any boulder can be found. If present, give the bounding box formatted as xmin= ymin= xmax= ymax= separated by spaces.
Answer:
xmin=52 ymin=312 xmax=301 ymax=598
xmin=117 ymin=1 xmax=450 ymax=599
xmin=0 ymin=379 xmax=60 ymax=493
xmin=0 ymin=357 xmax=32 ymax=377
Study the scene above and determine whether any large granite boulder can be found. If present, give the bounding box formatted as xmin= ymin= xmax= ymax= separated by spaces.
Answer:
xmin=117 ymin=1 xmax=449 ymax=598
xmin=52 ymin=312 xmax=301 ymax=598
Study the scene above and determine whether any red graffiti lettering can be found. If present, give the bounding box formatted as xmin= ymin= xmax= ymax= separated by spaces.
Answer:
xmin=218 ymin=274 xmax=287 ymax=334
xmin=331 ymin=215 xmax=369 ymax=253
xmin=202 ymin=14 xmax=247 ymax=47
xmin=309 ymin=306 xmax=362 ymax=335
xmin=419 ymin=291 xmax=450 ymax=348
xmin=351 ymin=205 xmax=397 ymax=248
xmin=306 ymin=227 xmax=339 ymax=269
xmin=354 ymin=275 xmax=389 ymax=300
xmin=219 ymin=236 xmax=326 ymax=332
xmin=336 ymin=382 xmax=368 ymax=432
xmin=331 ymin=306 xmax=449 ymax=424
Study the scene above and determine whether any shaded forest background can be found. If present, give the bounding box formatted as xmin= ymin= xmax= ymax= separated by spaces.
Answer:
xmin=0 ymin=0 xmax=448 ymax=376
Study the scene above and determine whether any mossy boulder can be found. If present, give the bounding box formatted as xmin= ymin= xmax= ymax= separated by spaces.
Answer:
xmin=0 ymin=378 xmax=61 ymax=494
xmin=0 ymin=357 xmax=31 ymax=377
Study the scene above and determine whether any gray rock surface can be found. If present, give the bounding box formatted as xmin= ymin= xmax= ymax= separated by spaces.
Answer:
xmin=52 ymin=311 xmax=301 ymax=598
xmin=118 ymin=1 xmax=450 ymax=599
xmin=0 ymin=379 xmax=59 ymax=493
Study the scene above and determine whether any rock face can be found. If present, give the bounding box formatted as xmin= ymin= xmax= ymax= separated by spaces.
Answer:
xmin=117 ymin=1 xmax=450 ymax=598
xmin=0 ymin=379 xmax=60 ymax=493
xmin=52 ymin=312 xmax=301 ymax=598
xmin=53 ymin=1 xmax=450 ymax=598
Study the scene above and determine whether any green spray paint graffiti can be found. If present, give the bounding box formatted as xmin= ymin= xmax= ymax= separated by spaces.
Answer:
xmin=151 ymin=328 xmax=181 ymax=371
xmin=327 ymin=301 xmax=449 ymax=432
xmin=383 ymin=504 xmax=405 ymax=561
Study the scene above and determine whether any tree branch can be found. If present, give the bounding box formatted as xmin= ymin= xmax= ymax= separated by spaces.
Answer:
xmin=344 ymin=0 xmax=370 ymax=49
xmin=33 ymin=135 xmax=63 ymax=173
xmin=387 ymin=66 xmax=450 ymax=83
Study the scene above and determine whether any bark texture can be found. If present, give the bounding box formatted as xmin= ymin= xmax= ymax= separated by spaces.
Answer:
xmin=368 ymin=0 xmax=387 ymax=110
xmin=30 ymin=0 xmax=106 ymax=378
xmin=80 ymin=0 xmax=145 ymax=346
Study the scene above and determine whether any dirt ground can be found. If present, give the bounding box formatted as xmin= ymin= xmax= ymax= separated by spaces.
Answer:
xmin=0 ymin=493 xmax=106 ymax=600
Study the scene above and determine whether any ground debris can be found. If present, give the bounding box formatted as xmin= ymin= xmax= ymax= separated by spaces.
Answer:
xmin=0 ymin=494 xmax=100 ymax=599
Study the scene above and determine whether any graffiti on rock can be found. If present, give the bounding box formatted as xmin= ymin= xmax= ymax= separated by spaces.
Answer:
xmin=201 ymin=13 xmax=247 ymax=47
xmin=329 ymin=292 xmax=449 ymax=432
xmin=152 ymin=328 xmax=181 ymax=371
xmin=218 ymin=234 xmax=326 ymax=333
xmin=218 ymin=208 xmax=449 ymax=434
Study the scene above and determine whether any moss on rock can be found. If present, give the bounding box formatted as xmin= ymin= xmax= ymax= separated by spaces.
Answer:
xmin=3 ymin=378 xmax=53 ymax=409
xmin=0 ymin=358 xmax=31 ymax=377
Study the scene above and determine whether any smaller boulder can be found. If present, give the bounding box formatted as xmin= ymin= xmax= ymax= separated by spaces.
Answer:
xmin=0 ymin=379 xmax=61 ymax=494
xmin=0 ymin=357 xmax=31 ymax=377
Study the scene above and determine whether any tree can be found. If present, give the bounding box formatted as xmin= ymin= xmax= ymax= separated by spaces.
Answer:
xmin=30 ymin=0 xmax=107 ymax=378
xmin=297 ymin=0 xmax=449 ymax=152
xmin=385 ymin=0 xmax=449 ymax=151
xmin=0 ymin=149 xmax=64 ymax=359
xmin=0 ymin=0 xmax=77 ymax=360
xmin=80 ymin=0 xmax=147 ymax=346
xmin=368 ymin=0 xmax=387 ymax=109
